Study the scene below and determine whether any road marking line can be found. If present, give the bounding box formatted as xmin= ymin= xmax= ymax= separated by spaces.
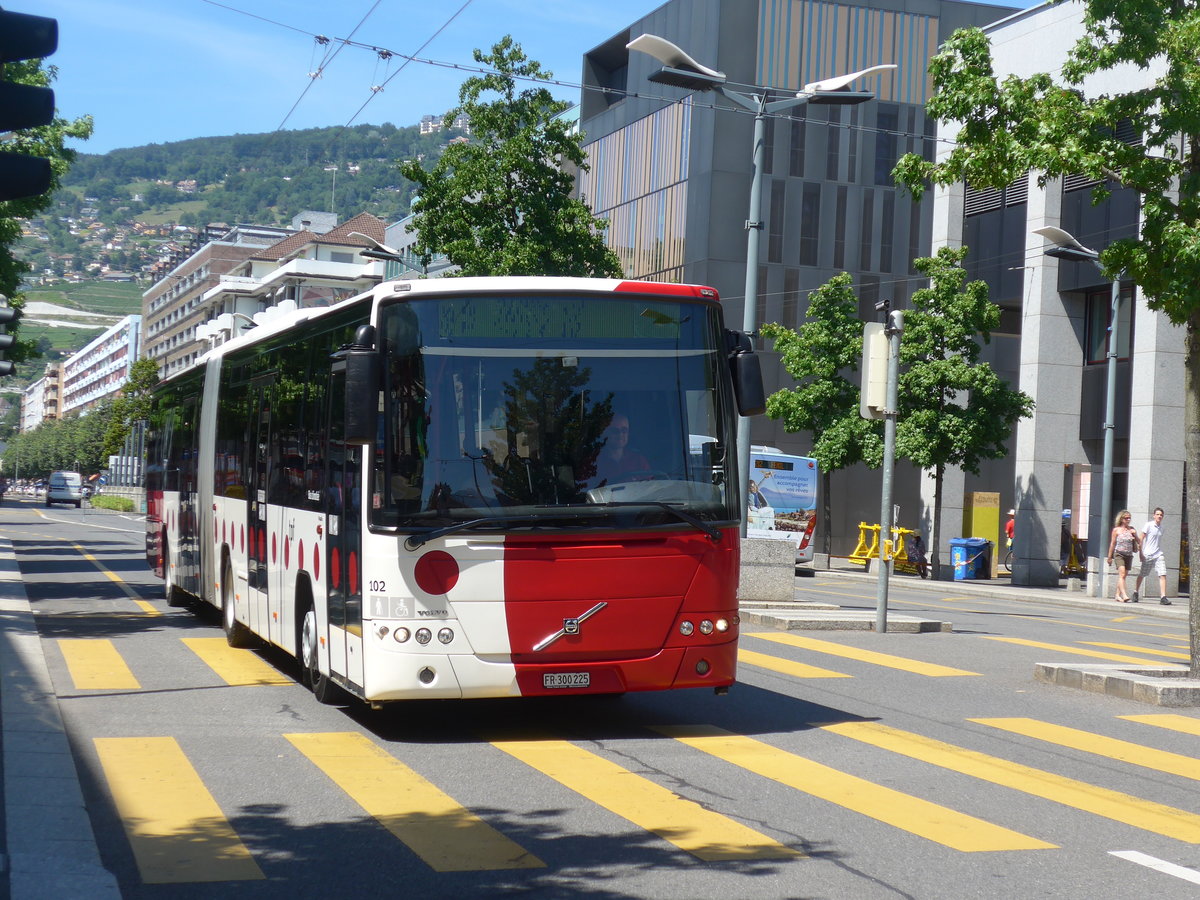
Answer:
xmin=1051 ymin=619 xmax=1188 ymax=640
xmin=972 ymin=717 xmax=1200 ymax=781
xmin=1118 ymin=714 xmax=1200 ymax=737
xmin=1079 ymin=642 xmax=1190 ymax=660
xmin=981 ymin=636 xmax=1168 ymax=665
xmin=823 ymin=721 xmax=1200 ymax=842
xmin=286 ymin=732 xmax=543 ymax=871
xmin=654 ymin=724 xmax=1052 ymax=852
xmin=180 ymin=638 xmax=291 ymax=686
xmin=94 ymin=737 xmax=263 ymax=883
xmin=491 ymin=735 xmax=799 ymax=861
xmin=748 ymin=633 xmax=980 ymax=677
xmin=1109 ymin=850 xmax=1200 ymax=885
xmin=57 ymin=639 xmax=140 ymax=690
xmin=738 ymin=648 xmax=850 ymax=679
xmin=71 ymin=541 xmax=159 ymax=615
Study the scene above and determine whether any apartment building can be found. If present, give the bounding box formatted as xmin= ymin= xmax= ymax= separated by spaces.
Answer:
xmin=194 ymin=213 xmax=391 ymax=347
xmin=19 ymin=362 xmax=61 ymax=432
xmin=60 ymin=315 xmax=142 ymax=416
xmin=142 ymin=223 xmax=295 ymax=378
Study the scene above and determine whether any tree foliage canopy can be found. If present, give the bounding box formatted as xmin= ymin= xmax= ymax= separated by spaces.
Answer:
xmin=400 ymin=37 xmax=622 ymax=278
xmin=760 ymin=273 xmax=883 ymax=474
xmin=896 ymin=247 xmax=1034 ymax=474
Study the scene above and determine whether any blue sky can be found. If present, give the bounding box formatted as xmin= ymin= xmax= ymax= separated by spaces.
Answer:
xmin=33 ymin=0 xmax=1037 ymax=156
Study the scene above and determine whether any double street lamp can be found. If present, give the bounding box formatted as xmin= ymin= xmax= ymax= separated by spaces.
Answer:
xmin=1034 ymin=225 xmax=1123 ymax=596
xmin=628 ymin=33 xmax=894 ymax=534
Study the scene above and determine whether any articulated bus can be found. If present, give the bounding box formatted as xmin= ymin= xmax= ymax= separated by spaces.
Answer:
xmin=146 ymin=277 xmax=764 ymax=707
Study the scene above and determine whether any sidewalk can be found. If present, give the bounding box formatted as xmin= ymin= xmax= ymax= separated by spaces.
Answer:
xmin=0 ymin=538 xmax=121 ymax=899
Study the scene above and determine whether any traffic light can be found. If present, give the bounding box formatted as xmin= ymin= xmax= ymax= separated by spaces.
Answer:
xmin=0 ymin=7 xmax=58 ymax=203
xmin=0 ymin=300 xmax=15 ymax=377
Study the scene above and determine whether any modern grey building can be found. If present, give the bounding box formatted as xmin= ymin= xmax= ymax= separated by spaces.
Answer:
xmin=579 ymin=0 xmax=1017 ymax=556
xmin=930 ymin=1 xmax=1185 ymax=591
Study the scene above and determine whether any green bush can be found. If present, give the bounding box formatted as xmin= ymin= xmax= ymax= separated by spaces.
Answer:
xmin=90 ymin=494 xmax=135 ymax=512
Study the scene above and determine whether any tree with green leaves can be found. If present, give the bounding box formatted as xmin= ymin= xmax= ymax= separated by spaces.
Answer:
xmin=892 ymin=2 xmax=1200 ymax=671
xmin=400 ymin=36 xmax=622 ymax=278
xmin=894 ymin=247 xmax=1033 ymax=578
xmin=760 ymin=273 xmax=884 ymax=556
xmin=103 ymin=358 xmax=160 ymax=457
xmin=1 ymin=57 xmax=92 ymax=371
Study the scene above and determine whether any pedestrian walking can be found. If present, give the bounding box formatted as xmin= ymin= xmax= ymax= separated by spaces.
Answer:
xmin=1133 ymin=507 xmax=1172 ymax=605
xmin=1106 ymin=510 xmax=1140 ymax=602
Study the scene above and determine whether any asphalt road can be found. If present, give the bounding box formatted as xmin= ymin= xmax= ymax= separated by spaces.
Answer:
xmin=4 ymin=495 xmax=1200 ymax=899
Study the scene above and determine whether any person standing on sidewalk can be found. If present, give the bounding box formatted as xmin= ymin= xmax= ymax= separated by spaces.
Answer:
xmin=1106 ymin=510 xmax=1140 ymax=602
xmin=1133 ymin=507 xmax=1172 ymax=605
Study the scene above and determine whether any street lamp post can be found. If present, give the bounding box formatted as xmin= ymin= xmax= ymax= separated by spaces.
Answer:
xmin=1034 ymin=225 xmax=1122 ymax=598
xmin=628 ymin=33 xmax=894 ymax=535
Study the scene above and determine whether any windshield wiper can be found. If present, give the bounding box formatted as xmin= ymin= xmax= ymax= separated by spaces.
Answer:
xmin=404 ymin=514 xmax=546 ymax=550
xmin=594 ymin=502 xmax=723 ymax=543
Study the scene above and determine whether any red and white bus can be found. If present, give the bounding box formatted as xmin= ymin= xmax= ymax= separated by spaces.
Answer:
xmin=146 ymin=277 xmax=764 ymax=706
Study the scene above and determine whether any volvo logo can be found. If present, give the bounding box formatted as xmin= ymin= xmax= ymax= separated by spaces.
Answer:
xmin=533 ymin=601 xmax=607 ymax=651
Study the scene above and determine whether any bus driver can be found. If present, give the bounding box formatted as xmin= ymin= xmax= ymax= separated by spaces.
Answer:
xmin=595 ymin=413 xmax=650 ymax=484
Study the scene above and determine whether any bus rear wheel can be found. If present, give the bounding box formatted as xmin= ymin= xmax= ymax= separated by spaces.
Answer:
xmin=222 ymin=558 xmax=253 ymax=648
xmin=299 ymin=601 xmax=340 ymax=704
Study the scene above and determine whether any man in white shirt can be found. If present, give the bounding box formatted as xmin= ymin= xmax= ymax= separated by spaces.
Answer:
xmin=1133 ymin=507 xmax=1171 ymax=605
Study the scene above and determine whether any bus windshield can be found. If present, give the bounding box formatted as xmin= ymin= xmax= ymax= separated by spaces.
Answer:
xmin=373 ymin=292 xmax=737 ymax=532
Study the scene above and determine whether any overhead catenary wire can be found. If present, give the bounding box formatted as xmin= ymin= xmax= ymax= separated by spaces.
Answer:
xmin=275 ymin=0 xmax=385 ymax=132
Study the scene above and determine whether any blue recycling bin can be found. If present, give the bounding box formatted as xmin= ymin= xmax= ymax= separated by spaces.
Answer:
xmin=950 ymin=537 xmax=991 ymax=580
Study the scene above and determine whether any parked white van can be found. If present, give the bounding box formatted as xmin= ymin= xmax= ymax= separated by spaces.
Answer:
xmin=46 ymin=471 xmax=84 ymax=507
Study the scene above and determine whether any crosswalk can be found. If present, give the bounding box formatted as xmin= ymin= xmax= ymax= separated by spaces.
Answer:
xmin=50 ymin=629 xmax=1200 ymax=885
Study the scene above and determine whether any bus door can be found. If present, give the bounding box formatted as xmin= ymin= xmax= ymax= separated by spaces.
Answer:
xmin=246 ymin=377 xmax=273 ymax=639
xmin=326 ymin=363 xmax=364 ymax=688
xmin=177 ymin=395 xmax=200 ymax=595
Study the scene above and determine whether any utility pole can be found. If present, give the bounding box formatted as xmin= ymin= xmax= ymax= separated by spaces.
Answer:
xmin=874 ymin=302 xmax=903 ymax=633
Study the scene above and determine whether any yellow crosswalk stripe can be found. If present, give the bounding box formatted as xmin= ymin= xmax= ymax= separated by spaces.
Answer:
xmin=748 ymin=632 xmax=980 ymax=677
xmin=57 ymin=638 xmax=140 ymax=690
xmin=286 ymin=732 xmax=543 ymax=871
xmin=1119 ymin=714 xmax=1200 ymax=737
xmin=654 ymin=724 xmax=1052 ymax=852
xmin=94 ymin=737 xmax=263 ymax=883
xmin=491 ymin=735 xmax=800 ymax=861
xmin=181 ymin=638 xmax=291 ymax=686
xmin=972 ymin=718 xmax=1200 ymax=781
xmin=1079 ymin=642 xmax=1190 ymax=660
xmin=738 ymin=648 xmax=850 ymax=679
xmin=824 ymin=721 xmax=1200 ymax=842
xmin=982 ymin=636 xmax=1166 ymax=665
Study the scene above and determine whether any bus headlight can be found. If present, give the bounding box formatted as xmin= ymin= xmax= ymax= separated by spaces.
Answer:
xmin=679 ymin=620 xmax=694 ymax=636
xmin=415 ymin=628 xmax=432 ymax=645
xmin=392 ymin=627 xmax=411 ymax=644
xmin=715 ymin=618 xmax=729 ymax=633
xmin=699 ymin=619 xmax=714 ymax=635
xmin=437 ymin=627 xmax=454 ymax=644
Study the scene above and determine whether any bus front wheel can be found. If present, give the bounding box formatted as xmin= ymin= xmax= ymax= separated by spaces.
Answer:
xmin=299 ymin=600 xmax=339 ymax=704
xmin=222 ymin=558 xmax=253 ymax=648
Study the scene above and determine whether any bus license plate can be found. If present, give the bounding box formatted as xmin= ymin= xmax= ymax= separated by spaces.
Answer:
xmin=543 ymin=672 xmax=589 ymax=689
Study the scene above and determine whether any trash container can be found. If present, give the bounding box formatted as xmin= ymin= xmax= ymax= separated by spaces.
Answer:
xmin=950 ymin=537 xmax=991 ymax=580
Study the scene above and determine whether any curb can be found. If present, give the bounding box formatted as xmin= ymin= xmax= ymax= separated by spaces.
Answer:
xmin=0 ymin=539 xmax=120 ymax=900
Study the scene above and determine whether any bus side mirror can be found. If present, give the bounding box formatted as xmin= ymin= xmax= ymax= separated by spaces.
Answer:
xmin=727 ymin=330 xmax=766 ymax=416
xmin=345 ymin=325 xmax=380 ymax=444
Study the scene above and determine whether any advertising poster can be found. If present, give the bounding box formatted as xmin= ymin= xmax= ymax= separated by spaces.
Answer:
xmin=747 ymin=449 xmax=820 ymax=561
